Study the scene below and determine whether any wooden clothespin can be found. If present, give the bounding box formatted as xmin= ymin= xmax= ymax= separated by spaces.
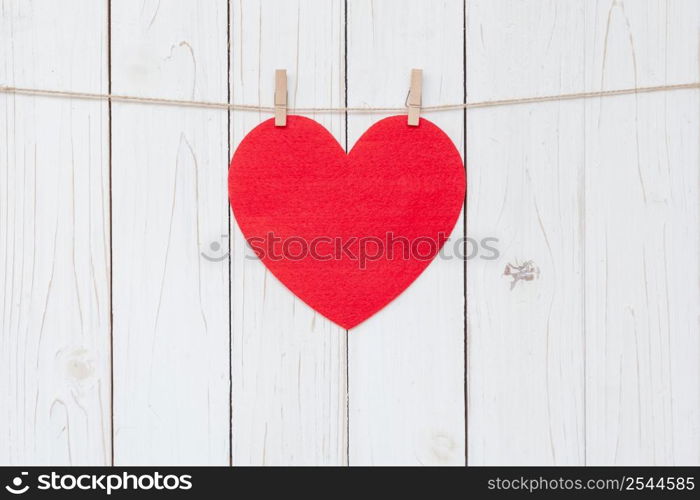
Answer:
xmin=407 ymin=68 xmax=422 ymax=126
xmin=274 ymin=69 xmax=287 ymax=126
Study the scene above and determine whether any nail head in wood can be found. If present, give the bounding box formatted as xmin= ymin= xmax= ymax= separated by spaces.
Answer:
xmin=274 ymin=69 xmax=287 ymax=127
xmin=407 ymin=68 xmax=422 ymax=126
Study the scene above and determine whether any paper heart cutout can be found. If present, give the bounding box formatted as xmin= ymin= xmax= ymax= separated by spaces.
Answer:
xmin=229 ymin=115 xmax=465 ymax=329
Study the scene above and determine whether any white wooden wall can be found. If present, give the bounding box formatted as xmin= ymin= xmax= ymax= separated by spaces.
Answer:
xmin=1 ymin=0 xmax=698 ymax=466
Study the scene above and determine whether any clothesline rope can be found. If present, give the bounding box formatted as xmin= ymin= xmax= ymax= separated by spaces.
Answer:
xmin=0 ymin=82 xmax=697 ymax=113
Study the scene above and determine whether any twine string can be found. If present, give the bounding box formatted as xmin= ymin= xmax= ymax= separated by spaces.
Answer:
xmin=0 ymin=82 xmax=697 ymax=113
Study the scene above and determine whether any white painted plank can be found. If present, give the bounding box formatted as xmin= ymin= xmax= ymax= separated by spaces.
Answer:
xmin=347 ymin=0 xmax=466 ymax=465
xmin=466 ymin=0 xmax=585 ymax=465
xmin=230 ymin=0 xmax=347 ymax=465
xmin=0 ymin=0 xmax=111 ymax=464
xmin=583 ymin=0 xmax=700 ymax=465
xmin=110 ymin=0 xmax=230 ymax=464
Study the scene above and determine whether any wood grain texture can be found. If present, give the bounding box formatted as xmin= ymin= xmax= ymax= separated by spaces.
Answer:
xmin=110 ymin=0 xmax=230 ymax=464
xmin=466 ymin=0 xmax=586 ymax=465
xmin=229 ymin=0 xmax=348 ymax=465
xmin=467 ymin=0 xmax=700 ymax=465
xmin=583 ymin=0 xmax=700 ymax=465
xmin=0 ymin=0 xmax=111 ymax=464
xmin=346 ymin=0 xmax=466 ymax=466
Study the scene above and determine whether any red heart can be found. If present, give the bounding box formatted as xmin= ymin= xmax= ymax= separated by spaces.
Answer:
xmin=229 ymin=115 xmax=465 ymax=329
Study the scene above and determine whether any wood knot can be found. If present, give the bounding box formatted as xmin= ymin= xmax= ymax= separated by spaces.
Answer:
xmin=58 ymin=347 xmax=96 ymax=385
xmin=503 ymin=259 xmax=540 ymax=290
xmin=429 ymin=431 xmax=457 ymax=463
